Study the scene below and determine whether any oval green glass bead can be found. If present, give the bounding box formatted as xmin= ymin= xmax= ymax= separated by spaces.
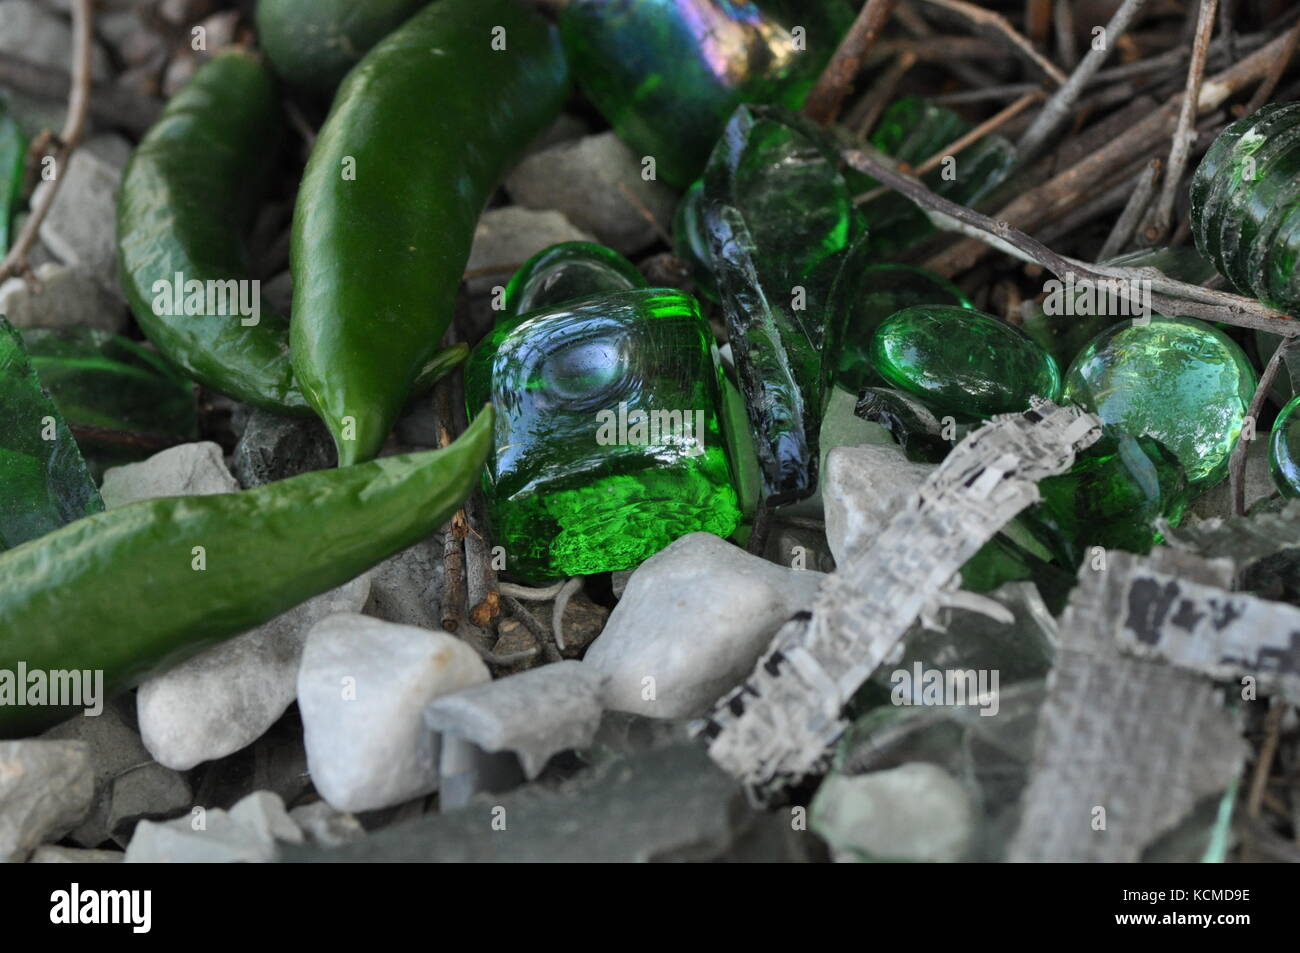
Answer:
xmin=559 ymin=0 xmax=853 ymax=187
xmin=1269 ymin=393 xmax=1300 ymax=498
xmin=1063 ymin=317 xmax=1256 ymax=489
xmin=1190 ymin=102 xmax=1300 ymax=311
xmin=870 ymin=305 xmax=1061 ymax=418
xmin=835 ymin=265 xmax=970 ymax=393
xmin=502 ymin=242 xmax=646 ymax=318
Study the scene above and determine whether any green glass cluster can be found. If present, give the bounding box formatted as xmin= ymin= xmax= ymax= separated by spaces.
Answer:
xmin=871 ymin=305 xmax=1061 ymax=419
xmin=560 ymin=0 xmax=853 ymax=187
xmin=465 ymin=287 xmax=739 ymax=581
xmin=852 ymin=98 xmax=1015 ymax=259
xmin=1269 ymin=393 xmax=1300 ymax=498
xmin=1190 ymin=102 xmax=1300 ymax=311
xmin=0 ymin=317 xmax=103 ymax=552
xmin=1064 ymin=317 xmax=1256 ymax=489
xmin=502 ymin=241 xmax=646 ymax=319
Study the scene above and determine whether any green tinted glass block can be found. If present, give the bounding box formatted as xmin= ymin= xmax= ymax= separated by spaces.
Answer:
xmin=465 ymin=287 xmax=740 ymax=581
xmin=835 ymin=264 xmax=970 ymax=393
xmin=20 ymin=327 xmax=198 ymax=474
xmin=502 ymin=241 xmax=646 ymax=319
xmin=672 ymin=179 xmax=718 ymax=302
xmin=1269 ymin=394 xmax=1300 ymax=498
xmin=853 ymin=97 xmax=1015 ymax=259
xmin=560 ymin=0 xmax=853 ymax=187
xmin=1064 ymin=317 xmax=1256 ymax=489
xmin=0 ymin=317 xmax=103 ymax=552
xmin=1191 ymin=102 xmax=1300 ymax=310
xmin=871 ymin=305 xmax=1061 ymax=419
xmin=1021 ymin=429 xmax=1188 ymax=566
xmin=702 ymin=103 xmax=869 ymax=503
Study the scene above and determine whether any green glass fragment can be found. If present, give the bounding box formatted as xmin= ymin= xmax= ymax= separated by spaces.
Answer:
xmin=502 ymin=241 xmax=646 ymax=319
xmin=1269 ymin=393 xmax=1300 ymax=498
xmin=560 ymin=0 xmax=854 ymax=187
xmin=702 ymin=103 xmax=869 ymax=503
xmin=853 ymin=97 xmax=1016 ymax=259
xmin=0 ymin=99 xmax=26 ymax=254
xmin=835 ymin=264 xmax=971 ymax=393
xmin=871 ymin=305 xmax=1061 ymax=419
xmin=465 ymin=287 xmax=740 ymax=581
xmin=19 ymin=328 xmax=198 ymax=474
xmin=1064 ymin=317 xmax=1256 ymax=489
xmin=1191 ymin=102 xmax=1300 ymax=311
xmin=672 ymin=180 xmax=717 ymax=301
xmin=0 ymin=317 xmax=103 ymax=552
xmin=1021 ymin=429 xmax=1189 ymax=566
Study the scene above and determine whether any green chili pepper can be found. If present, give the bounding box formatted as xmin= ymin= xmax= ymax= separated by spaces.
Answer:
xmin=255 ymin=0 xmax=433 ymax=98
xmin=117 ymin=51 xmax=467 ymax=416
xmin=0 ymin=406 xmax=493 ymax=738
xmin=291 ymin=0 xmax=569 ymax=466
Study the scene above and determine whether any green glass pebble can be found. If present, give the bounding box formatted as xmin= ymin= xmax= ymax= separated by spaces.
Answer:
xmin=1023 ymin=429 xmax=1189 ymax=566
xmin=560 ymin=0 xmax=853 ymax=187
xmin=1269 ymin=394 xmax=1300 ymax=498
xmin=502 ymin=242 xmax=646 ymax=318
xmin=871 ymin=305 xmax=1061 ymax=419
xmin=465 ymin=287 xmax=740 ymax=581
xmin=1064 ymin=317 xmax=1256 ymax=489
xmin=834 ymin=264 xmax=971 ymax=393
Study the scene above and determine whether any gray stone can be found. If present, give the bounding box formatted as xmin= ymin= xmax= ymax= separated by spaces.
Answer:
xmin=524 ymin=113 xmax=591 ymax=156
xmin=137 ymin=575 xmax=371 ymax=771
xmin=288 ymin=800 xmax=365 ymax=848
xmin=505 ymin=131 xmax=676 ymax=256
xmin=228 ymin=790 xmax=302 ymax=846
xmin=464 ymin=206 xmax=594 ymax=295
xmin=42 ymin=698 xmax=150 ymax=848
xmin=232 ymin=407 xmax=337 ymax=488
xmin=362 ymin=539 xmax=443 ymax=629
xmin=582 ymin=533 xmax=825 ymax=718
xmin=437 ymin=737 xmax=525 ymax=811
xmin=97 ymin=8 xmax=165 ymax=67
xmin=0 ymin=740 xmax=94 ymax=862
xmin=100 ymin=441 xmax=239 ymax=508
xmin=0 ymin=1 xmax=110 ymax=83
xmin=811 ymin=763 xmax=975 ymax=862
xmin=0 ymin=263 xmax=128 ymax=333
xmin=188 ymin=711 xmax=312 ymax=811
xmin=158 ymin=0 xmax=218 ymax=26
xmin=29 ymin=845 xmax=123 ymax=862
xmin=125 ymin=804 xmax=276 ymax=863
xmin=823 ymin=443 xmax=937 ymax=565
xmin=283 ymin=743 xmax=760 ymax=863
xmin=424 ymin=661 xmax=606 ymax=779
xmin=32 ymin=147 xmax=123 ymax=291
xmin=782 ymin=385 xmax=896 ymax=519
xmin=610 ymin=570 xmax=633 ymax=600
xmin=297 ymin=614 xmax=491 ymax=812
xmin=107 ymin=762 xmax=192 ymax=842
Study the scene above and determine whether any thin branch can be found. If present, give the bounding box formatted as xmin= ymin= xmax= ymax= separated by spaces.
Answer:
xmin=499 ymin=580 xmax=568 ymax=601
xmin=854 ymin=91 xmax=1042 ymax=204
xmin=915 ymin=0 xmax=1067 ymax=84
xmin=1232 ymin=336 xmax=1298 ymax=516
xmin=550 ymin=577 xmax=583 ymax=653
xmin=1097 ymin=157 xmax=1161 ymax=260
xmin=1053 ymin=0 xmax=1077 ymax=70
xmin=844 ymin=49 xmax=917 ymax=139
xmin=0 ymin=0 xmax=93 ymax=283
xmin=1248 ymin=703 xmax=1286 ymax=818
xmin=1142 ymin=0 xmax=1218 ymax=243
xmin=0 ymin=54 xmax=159 ymax=137
xmin=502 ymin=594 xmax=561 ymax=664
xmin=1242 ymin=15 xmax=1300 ymax=116
xmin=1017 ymin=0 xmax=1149 ymax=160
xmin=842 ymin=146 xmax=1297 ymax=334
xmin=803 ymin=0 xmax=898 ymax=126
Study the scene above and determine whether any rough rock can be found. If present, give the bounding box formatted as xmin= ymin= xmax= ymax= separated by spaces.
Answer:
xmin=106 ymin=762 xmax=193 ymax=842
xmin=464 ymin=207 xmax=595 ymax=296
xmin=100 ymin=441 xmax=239 ymax=508
xmin=0 ymin=1 xmax=110 ymax=83
xmin=28 ymin=845 xmax=123 ymax=862
xmin=0 ymin=263 xmax=128 ymax=334
xmin=362 ymin=539 xmax=443 ymax=629
xmin=0 ymin=740 xmax=94 ymax=862
xmin=124 ymin=793 xmax=291 ymax=863
xmin=297 ymin=614 xmax=491 ymax=812
xmin=32 ymin=147 xmax=123 ymax=291
xmin=823 ymin=443 xmax=937 ymax=564
xmin=288 ymin=800 xmax=365 ymax=848
xmin=232 ymin=408 xmax=337 ymax=488
xmin=582 ymin=533 xmax=825 ymax=718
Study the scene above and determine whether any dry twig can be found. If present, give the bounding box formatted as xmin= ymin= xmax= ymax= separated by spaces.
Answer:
xmin=914 ymin=0 xmax=1067 ymax=85
xmin=1231 ymin=335 xmax=1298 ymax=516
xmin=804 ymin=0 xmax=899 ymax=126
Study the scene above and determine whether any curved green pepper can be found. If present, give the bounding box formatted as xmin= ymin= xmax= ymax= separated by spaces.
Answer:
xmin=291 ymin=0 xmax=569 ymax=466
xmin=255 ymin=0 xmax=432 ymax=98
xmin=117 ymin=51 xmax=308 ymax=414
xmin=0 ymin=407 xmax=493 ymax=738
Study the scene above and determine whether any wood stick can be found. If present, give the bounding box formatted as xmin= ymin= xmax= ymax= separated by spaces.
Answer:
xmin=1142 ymin=0 xmax=1218 ymax=243
xmin=844 ymin=49 xmax=917 ymax=139
xmin=915 ymin=0 xmax=1067 ymax=84
xmin=1097 ymin=157 xmax=1161 ymax=259
xmin=1232 ymin=335 xmax=1297 ymax=516
xmin=1053 ymin=0 xmax=1077 ymax=71
xmin=804 ymin=0 xmax=899 ymax=126
xmin=1242 ymin=15 xmax=1300 ymax=116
